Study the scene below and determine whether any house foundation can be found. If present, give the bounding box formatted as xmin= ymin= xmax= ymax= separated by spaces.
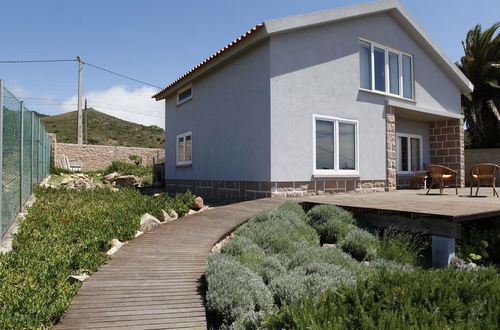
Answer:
xmin=166 ymin=178 xmax=387 ymax=201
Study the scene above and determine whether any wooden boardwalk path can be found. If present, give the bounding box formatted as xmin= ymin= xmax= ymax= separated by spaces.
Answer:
xmin=54 ymin=198 xmax=284 ymax=330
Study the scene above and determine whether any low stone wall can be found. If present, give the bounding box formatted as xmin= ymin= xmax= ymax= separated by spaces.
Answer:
xmin=166 ymin=178 xmax=387 ymax=201
xmin=465 ymin=148 xmax=500 ymax=185
xmin=49 ymin=135 xmax=164 ymax=171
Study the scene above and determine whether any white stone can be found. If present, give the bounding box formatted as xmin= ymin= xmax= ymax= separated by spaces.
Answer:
xmin=67 ymin=274 xmax=90 ymax=283
xmin=168 ymin=209 xmax=179 ymax=220
xmin=139 ymin=213 xmax=161 ymax=232
xmin=194 ymin=196 xmax=204 ymax=209
xmin=187 ymin=209 xmax=198 ymax=216
xmin=134 ymin=230 xmax=144 ymax=238
xmin=159 ymin=209 xmax=176 ymax=223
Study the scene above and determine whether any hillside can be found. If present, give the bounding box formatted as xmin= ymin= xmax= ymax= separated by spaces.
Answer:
xmin=41 ymin=109 xmax=165 ymax=148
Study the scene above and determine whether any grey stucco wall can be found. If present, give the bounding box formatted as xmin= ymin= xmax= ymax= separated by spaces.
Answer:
xmin=165 ymin=40 xmax=271 ymax=181
xmin=269 ymin=12 xmax=461 ymax=181
xmin=395 ymin=118 xmax=430 ymax=166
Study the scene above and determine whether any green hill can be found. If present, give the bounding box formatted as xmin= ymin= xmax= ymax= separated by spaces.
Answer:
xmin=40 ymin=109 xmax=165 ymax=148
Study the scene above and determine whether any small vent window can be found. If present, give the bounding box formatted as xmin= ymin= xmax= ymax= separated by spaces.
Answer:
xmin=177 ymin=85 xmax=193 ymax=105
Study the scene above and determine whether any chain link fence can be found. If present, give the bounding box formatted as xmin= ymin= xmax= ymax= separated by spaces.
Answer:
xmin=1 ymin=80 xmax=51 ymax=238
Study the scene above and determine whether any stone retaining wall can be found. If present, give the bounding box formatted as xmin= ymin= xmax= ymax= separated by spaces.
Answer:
xmin=49 ymin=135 xmax=164 ymax=171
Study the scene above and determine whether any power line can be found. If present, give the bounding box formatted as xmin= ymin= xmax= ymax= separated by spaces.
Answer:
xmin=0 ymin=58 xmax=162 ymax=89
xmin=0 ymin=59 xmax=76 ymax=63
xmin=84 ymin=62 xmax=162 ymax=89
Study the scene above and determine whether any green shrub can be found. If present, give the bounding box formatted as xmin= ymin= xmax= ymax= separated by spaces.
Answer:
xmin=236 ymin=210 xmax=319 ymax=254
xmin=0 ymin=188 xmax=195 ymax=328
xmin=205 ymin=254 xmax=273 ymax=328
xmin=341 ymin=228 xmax=378 ymax=261
xmin=306 ymin=205 xmax=356 ymax=243
xmin=264 ymin=267 xmax=500 ymax=329
xmin=103 ymin=161 xmax=152 ymax=177
xmin=269 ymin=262 xmax=356 ymax=305
xmin=51 ymin=167 xmax=75 ymax=175
xmin=287 ymin=246 xmax=363 ymax=275
xmin=369 ymin=258 xmax=414 ymax=273
xmin=277 ymin=201 xmax=306 ymax=218
xmin=376 ymin=227 xmax=425 ymax=265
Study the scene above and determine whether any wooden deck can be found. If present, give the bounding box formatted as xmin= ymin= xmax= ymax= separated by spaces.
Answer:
xmin=54 ymin=198 xmax=284 ymax=330
xmin=301 ymin=188 xmax=500 ymax=221
xmin=54 ymin=188 xmax=500 ymax=329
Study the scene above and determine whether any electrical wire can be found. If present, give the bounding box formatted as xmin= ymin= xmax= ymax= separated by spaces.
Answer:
xmin=0 ymin=59 xmax=76 ymax=63
xmin=84 ymin=62 xmax=162 ymax=89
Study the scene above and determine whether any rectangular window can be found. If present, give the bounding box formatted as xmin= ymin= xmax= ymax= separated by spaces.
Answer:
xmin=359 ymin=39 xmax=413 ymax=100
xmin=388 ymin=51 xmax=399 ymax=95
xmin=316 ymin=120 xmax=335 ymax=170
xmin=359 ymin=40 xmax=372 ymax=90
xmin=177 ymin=85 xmax=193 ymax=105
xmin=402 ymin=54 xmax=413 ymax=99
xmin=397 ymin=133 xmax=422 ymax=173
xmin=374 ymin=47 xmax=386 ymax=92
xmin=338 ymin=123 xmax=356 ymax=170
xmin=314 ymin=116 xmax=358 ymax=175
xmin=176 ymin=131 xmax=192 ymax=166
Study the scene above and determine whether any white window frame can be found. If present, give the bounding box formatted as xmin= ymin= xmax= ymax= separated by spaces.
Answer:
xmin=312 ymin=114 xmax=359 ymax=177
xmin=359 ymin=38 xmax=415 ymax=101
xmin=176 ymin=84 xmax=193 ymax=105
xmin=176 ymin=131 xmax=192 ymax=166
xmin=396 ymin=132 xmax=423 ymax=174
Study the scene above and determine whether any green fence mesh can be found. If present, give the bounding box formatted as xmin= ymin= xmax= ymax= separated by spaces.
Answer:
xmin=1 ymin=83 xmax=51 ymax=238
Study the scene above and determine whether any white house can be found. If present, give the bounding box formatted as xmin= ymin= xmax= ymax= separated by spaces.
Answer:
xmin=153 ymin=0 xmax=473 ymax=200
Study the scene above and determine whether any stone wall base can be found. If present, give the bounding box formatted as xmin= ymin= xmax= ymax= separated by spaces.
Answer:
xmin=166 ymin=178 xmax=387 ymax=201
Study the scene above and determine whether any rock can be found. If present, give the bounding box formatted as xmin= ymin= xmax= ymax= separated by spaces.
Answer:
xmin=106 ymin=239 xmax=124 ymax=256
xmin=109 ymin=186 xmax=119 ymax=192
xmin=60 ymin=177 xmax=72 ymax=185
xmin=187 ymin=209 xmax=198 ymax=216
xmin=194 ymin=196 xmax=204 ymax=209
xmin=159 ymin=209 xmax=176 ymax=223
xmin=198 ymin=205 xmax=209 ymax=213
xmin=110 ymin=239 xmax=123 ymax=248
xmin=322 ymin=243 xmax=336 ymax=248
xmin=103 ymin=172 xmax=119 ymax=183
xmin=134 ymin=230 xmax=144 ymax=238
xmin=139 ymin=213 xmax=161 ymax=232
xmin=153 ymin=193 xmax=161 ymax=198
xmin=114 ymin=175 xmax=141 ymax=187
xmin=67 ymin=274 xmax=90 ymax=284
xmin=168 ymin=209 xmax=179 ymax=220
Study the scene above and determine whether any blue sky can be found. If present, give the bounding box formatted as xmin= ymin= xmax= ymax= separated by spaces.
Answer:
xmin=0 ymin=0 xmax=498 ymax=127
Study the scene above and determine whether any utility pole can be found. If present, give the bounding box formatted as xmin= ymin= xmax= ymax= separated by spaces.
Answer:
xmin=84 ymin=98 xmax=88 ymax=144
xmin=76 ymin=56 xmax=83 ymax=144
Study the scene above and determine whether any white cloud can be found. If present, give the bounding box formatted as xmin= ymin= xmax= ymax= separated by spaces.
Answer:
xmin=61 ymin=86 xmax=165 ymax=128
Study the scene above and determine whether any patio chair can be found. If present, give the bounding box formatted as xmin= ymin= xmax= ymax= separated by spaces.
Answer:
xmin=426 ymin=164 xmax=458 ymax=195
xmin=413 ymin=164 xmax=429 ymax=189
xmin=470 ymin=163 xmax=500 ymax=197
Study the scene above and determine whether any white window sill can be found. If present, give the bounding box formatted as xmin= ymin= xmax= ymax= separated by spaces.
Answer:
xmin=359 ymin=88 xmax=415 ymax=103
xmin=176 ymin=97 xmax=193 ymax=107
xmin=313 ymin=171 xmax=360 ymax=178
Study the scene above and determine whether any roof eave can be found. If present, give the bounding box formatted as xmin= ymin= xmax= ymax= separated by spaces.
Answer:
xmin=153 ymin=25 xmax=268 ymax=101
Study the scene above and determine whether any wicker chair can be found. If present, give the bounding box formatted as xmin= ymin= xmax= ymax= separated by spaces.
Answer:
xmin=470 ymin=163 xmax=500 ymax=197
xmin=426 ymin=164 xmax=458 ymax=195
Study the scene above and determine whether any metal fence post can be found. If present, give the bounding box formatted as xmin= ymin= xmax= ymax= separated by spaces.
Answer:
xmin=20 ymin=101 xmax=24 ymax=210
xmin=31 ymin=112 xmax=34 ymax=192
xmin=0 ymin=79 xmax=4 ymax=236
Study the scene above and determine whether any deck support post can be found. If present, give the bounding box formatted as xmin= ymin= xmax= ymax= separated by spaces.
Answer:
xmin=432 ymin=235 xmax=455 ymax=267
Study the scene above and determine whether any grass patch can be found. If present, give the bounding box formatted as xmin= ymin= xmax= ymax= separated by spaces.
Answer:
xmin=0 ymin=187 xmax=195 ymax=328
xmin=103 ymin=160 xmax=153 ymax=177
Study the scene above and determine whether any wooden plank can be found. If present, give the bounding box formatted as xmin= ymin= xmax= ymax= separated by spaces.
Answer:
xmin=54 ymin=198 xmax=283 ymax=329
